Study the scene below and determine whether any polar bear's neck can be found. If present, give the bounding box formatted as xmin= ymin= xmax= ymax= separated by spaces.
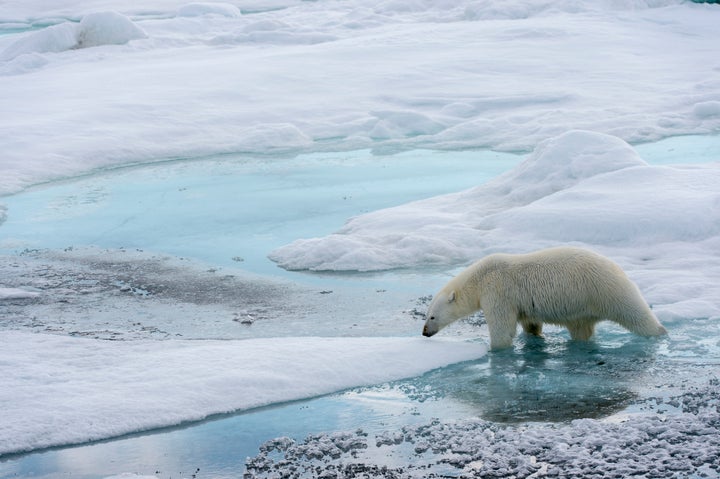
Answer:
xmin=446 ymin=259 xmax=489 ymax=315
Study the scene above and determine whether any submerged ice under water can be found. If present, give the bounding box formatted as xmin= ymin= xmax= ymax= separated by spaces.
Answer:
xmin=0 ymin=135 xmax=719 ymax=479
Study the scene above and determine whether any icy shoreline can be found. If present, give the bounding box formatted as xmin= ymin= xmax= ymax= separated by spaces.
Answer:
xmin=245 ymin=381 xmax=720 ymax=479
xmin=0 ymin=330 xmax=486 ymax=456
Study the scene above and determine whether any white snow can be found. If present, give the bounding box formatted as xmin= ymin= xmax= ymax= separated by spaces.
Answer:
xmin=1 ymin=0 xmax=719 ymax=194
xmin=0 ymin=331 xmax=486 ymax=456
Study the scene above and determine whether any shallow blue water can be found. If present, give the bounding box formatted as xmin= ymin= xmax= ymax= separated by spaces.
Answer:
xmin=1 ymin=136 xmax=719 ymax=478
xmin=0 ymin=149 xmax=518 ymax=281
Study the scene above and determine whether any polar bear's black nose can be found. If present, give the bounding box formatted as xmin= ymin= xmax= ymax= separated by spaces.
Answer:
xmin=422 ymin=324 xmax=435 ymax=337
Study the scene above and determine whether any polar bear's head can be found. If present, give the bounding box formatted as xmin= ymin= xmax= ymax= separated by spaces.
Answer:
xmin=422 ymin=290 xmax=462 ymax=337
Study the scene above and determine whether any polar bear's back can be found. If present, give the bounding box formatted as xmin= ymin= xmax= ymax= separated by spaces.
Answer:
xmin=478 ymin=247 xmax=644 ymax=325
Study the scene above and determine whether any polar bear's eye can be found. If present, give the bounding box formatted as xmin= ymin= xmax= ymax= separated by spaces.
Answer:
xmin=430 ymin=316 xmax=435 ymax=320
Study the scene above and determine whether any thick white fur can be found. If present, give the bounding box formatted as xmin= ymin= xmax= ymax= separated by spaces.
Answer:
xmin=422 ymin=247 xmax=667 ymax=350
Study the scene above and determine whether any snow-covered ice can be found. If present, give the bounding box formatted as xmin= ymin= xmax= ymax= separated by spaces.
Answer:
xmin=1 ymin=0 xmax=720 ymax=477
xmin=0 ymin=331 xmax=486 ymax=456
xmin=1 ymin=0 xmax=720 ymax=195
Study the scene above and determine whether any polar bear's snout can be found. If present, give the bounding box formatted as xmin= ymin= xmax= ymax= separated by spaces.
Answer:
xmin=422 ymin=290 xmax=457 ymax=337
xmin=422 ymin=322 xmax=437 ymax=337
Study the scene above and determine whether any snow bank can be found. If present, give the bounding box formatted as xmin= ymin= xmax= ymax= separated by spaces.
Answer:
xmin=1 ymin=0 xmax=720 ymax=194
xmin=0 ymin=332 xmax=486 ymax=456
xmin=0 ymin=11 xmax=146 ymax=61
xmin=76 ymin=12 xmax=148 ymax=48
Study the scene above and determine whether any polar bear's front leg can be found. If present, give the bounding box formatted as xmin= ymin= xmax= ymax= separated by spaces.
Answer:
xmin=484 ymin=302 xmax=519 ymax=350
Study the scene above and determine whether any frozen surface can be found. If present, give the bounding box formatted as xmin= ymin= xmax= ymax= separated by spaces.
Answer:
xmin=1 ymin=135 xmax=718 ymax=478
xmin=0 ymin=330 xmax=486 ymax=456
xmin=1 ymin=0 xmax=720 ymax=195
xmin=1 ymin=0 xmax=720 ymax=476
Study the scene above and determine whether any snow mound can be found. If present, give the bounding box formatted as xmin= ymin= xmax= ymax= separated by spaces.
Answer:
xmin=0 ymin=332 xmax=486 ymax=455
xmin=177 ymin=3 xmax=242 ymax=18
xmin=76 ymin=11 xmax=148 ymax=48
xmin=268 ymin=130 xmax=651 ymax=271
xmin=693 ymin=101 xmax=720 ymax=119
xmin=0 ymin=11 xmax=146 ymax=60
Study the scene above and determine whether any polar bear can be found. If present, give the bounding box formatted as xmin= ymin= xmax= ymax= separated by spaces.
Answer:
xmin=422 ymin=247 xmax=667 ymax=350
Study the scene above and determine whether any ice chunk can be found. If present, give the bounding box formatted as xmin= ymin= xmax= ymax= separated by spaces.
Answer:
xmin=76 ymin=11 xmax=147 ymax=48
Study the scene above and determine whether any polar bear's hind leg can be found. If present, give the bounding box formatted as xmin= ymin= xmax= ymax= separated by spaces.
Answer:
xmin=611 ymin=304 xmax=667 ymax=337
xmin=567 ymin=320 xmax=596 ymax=341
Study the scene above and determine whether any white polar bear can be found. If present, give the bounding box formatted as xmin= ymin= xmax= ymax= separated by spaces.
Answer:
xmin=422 ymin=247 xmax=667 ymax=350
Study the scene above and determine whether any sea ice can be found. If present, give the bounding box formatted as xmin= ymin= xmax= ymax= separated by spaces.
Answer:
xmin=0 ymin=331 xmax=486 ymax=456
xmin=1 ymin=0 xmax=719 ymax=194
xmin=0 ymin=0 xmax=719 ymax=476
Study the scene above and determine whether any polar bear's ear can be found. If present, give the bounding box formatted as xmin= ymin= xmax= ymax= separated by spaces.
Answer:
xmin=448 ymin=291 xmax=456 ymax=303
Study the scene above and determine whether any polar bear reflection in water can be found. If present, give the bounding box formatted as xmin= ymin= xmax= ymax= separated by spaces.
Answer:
xmin=423 ymin=246 xmax=667 ymax=350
